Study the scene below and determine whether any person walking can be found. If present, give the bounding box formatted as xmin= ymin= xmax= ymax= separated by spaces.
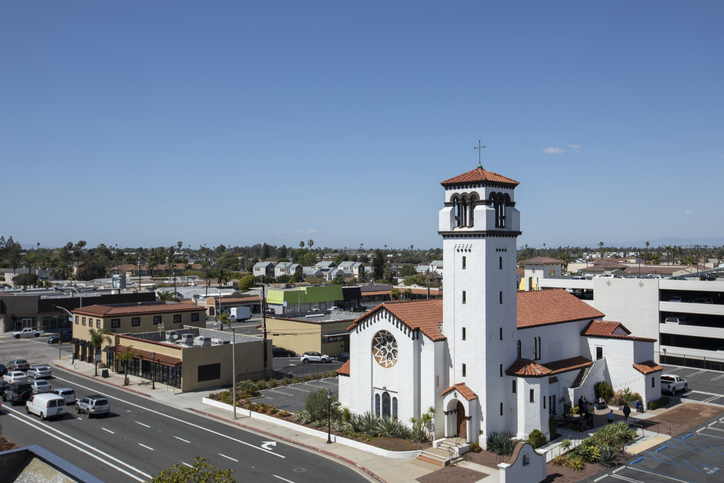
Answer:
xmin=586 ymin=402 xmax=594 ymax=426
xmin=607 ymin=410 xmax=615 ymax=424
xmin=578 ymin=396 xmax=584 ymax=416
xmin=623 ymin=404 xmax=631 ymax=426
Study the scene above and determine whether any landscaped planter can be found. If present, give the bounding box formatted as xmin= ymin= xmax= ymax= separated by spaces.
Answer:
xmin=201 ymin=397 xmax=421 ymax=459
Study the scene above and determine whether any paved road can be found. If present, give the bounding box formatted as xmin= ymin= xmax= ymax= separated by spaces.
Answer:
xmin=0 ymin=337 xmax=369 ymax=483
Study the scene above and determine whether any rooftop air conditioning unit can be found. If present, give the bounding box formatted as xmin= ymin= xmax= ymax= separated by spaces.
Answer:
xmin=211 ymin=338 xmax=230 ymax=345
xmin=165 ymin=331 xmax=178 ymax=342
xmin=180 ymin=333 xmax=195 ymax=345
xmin=194 ymin=336 xmax=211 ymax=347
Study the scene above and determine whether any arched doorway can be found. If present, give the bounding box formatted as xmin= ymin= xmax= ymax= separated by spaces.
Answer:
xmin=382 ymin=392 xmax=391 ymax=417
xmin=457 ymin=401 xmax=467 ymax=439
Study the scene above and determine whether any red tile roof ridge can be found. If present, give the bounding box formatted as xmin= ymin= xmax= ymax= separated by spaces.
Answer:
xmin=632 ymin=361 xmax=663 ymax=375
xmin=337 ymin=360 xmax=351 ymax=376
xmin=517 ymin=290 xmax=605 ymax=328
xmin=347 ymin=299 xmax=444 ymax=341
xmin=518 ymin=257 xmax=565 ymax=265
xmin=440 ymin=382 xmax=478 ymax=401
xmin=440 ymin=167 xmax=519 ymax=187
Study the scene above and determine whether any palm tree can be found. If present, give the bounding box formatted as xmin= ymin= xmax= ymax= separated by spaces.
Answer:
xmin=390 ymin=288 xmax=401 ymax=300
xmin=214 ymin=313 xmax=231 ymax=331
xmin=88 ymin=328 xmax=113 ymax=377
xmin=117 ymin=345 xmax=140 ymax=385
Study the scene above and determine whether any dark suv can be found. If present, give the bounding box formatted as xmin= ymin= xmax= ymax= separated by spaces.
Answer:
xmin=2 ymin=381 xmax=33 ymax=406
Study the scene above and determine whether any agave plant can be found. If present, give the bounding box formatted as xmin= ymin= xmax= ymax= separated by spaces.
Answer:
xmin=487 ymin=432 xmax=519 ymax=456
xmin=561 ymin=438 xmax=572 ymax=451
xmin=598 ymin=444 xmax=619 ymax=467
xmin=567 ymin=455 xmax=585 ymax=471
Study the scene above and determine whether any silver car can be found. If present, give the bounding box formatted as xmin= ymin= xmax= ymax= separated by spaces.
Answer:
xmin=76 ymin=395 xmax=110 ymax=418
xmin=27 ymin=365 xmax=52 ymax=379
xmin=52 ymin=388 xmax=76 ymax=405
xmin=29 ymin=379 xmax=53 ymax=394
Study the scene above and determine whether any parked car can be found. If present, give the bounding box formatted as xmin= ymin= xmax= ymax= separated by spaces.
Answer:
xmin=12 ymin=327 xmax=44 ymax=338
xmin=351 ymin=305 xmax=366 ymax=312
xmin=264 ymin=308 xmax=276 ymax=315
xmin=47 ymin=330 xmax=73 ymax=344
xmin=669 ymin=296 xmax=682 ymax=302
xmin=336 ymin=352 xmax=350 ymax=362
xmin=0 ymin=380 xmax=10 ymax=395
xmin=52 ymin=388 xmax=77 ymax=405
xmin=300 ymin=351 xmax=331 ymax=364
xmin=0 ymin=363 xmax=7 ymax=377
xmin=692 ymin=297 xmax=713 ymax=304
xmin=664 ymin=317 xmax=689 ymax=324
xmin=76 ymin=395 xmax=110 ymax=417
xmin=7 ymin=359 xmax=31 ymax=371
xmin=26 ymin=393 xmax=66 ymax=420
xmin=4 ymin=371 xmax=28 ymax=384
xmin=330 ymin=306 xmax=343 ymax=311
xmin=27 ymin=365 xmax=52 ymax=379
xmin=669 ymin=275 xmax=688 ymax=280
xmin=2 ymin=381 xmax=33 ymax=405
xmin=29 ymin=379 xmax=53 ymax=394
xmin=660 ymin=374 xmax=688 ymax=395
xmin=272 ymin=347 xmax=295 ymax=357
xmin=700 ymin=273 xmax=717 ymax=281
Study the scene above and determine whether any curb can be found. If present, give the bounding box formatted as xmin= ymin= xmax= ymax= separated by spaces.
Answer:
xmin=49 ymin=361 xmax=151 ymax=398
xmin=191 ymin=408 xmax=387 ymax=483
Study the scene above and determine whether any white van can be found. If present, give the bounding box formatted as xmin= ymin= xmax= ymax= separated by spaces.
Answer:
xmin=26 ymin=393 xmax=67 ymax=420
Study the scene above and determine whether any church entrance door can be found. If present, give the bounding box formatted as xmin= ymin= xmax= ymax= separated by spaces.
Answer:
xmin=382 ymin=392 xmax=391 ymax=417
xmin=456 ymin=401 xmax=467 ymax=439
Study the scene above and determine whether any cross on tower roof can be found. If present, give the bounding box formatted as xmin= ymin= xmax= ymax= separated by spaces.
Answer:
xmin=474 ymin=140 xmax=485 ymax=169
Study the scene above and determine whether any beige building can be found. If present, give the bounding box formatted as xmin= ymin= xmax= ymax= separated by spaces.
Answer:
xmin=106 ymin=328 xmax=270 ymax=392
xmin=266 ymin=314 xmax=355 ymax=357
xmin=71 ymin=302 xmax=206 ymax=365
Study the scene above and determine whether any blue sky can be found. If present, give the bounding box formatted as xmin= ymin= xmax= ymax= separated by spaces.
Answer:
xmin=2 ymin=1 xmax=723 ymax=252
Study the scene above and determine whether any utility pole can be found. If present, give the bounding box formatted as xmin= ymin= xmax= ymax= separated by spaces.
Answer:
xmin=232 ymin=326 xmax=237 ymax=419
xmin=261 ymin=284 xmax=268 ymax=380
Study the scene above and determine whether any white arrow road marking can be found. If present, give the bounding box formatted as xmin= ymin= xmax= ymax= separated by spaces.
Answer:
xmin=53 ymin=374 xmax=285 ymax=458
xmin=262 ymin=441 xmax=277 ymax=451
xmin=6 ymin=409 xmax=150 ymax=481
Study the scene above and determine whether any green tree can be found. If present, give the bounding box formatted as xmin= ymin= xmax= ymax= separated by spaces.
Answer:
xmin=150 ymin=456 xmax=234 ymax=483
xmin=300 ymin=252 xmax=317 ymax=266
xmin=158 ymin=291 xmax=180 ymax=302
xmin=77 ymin=259 xmax=108 ymax=280
xmin=12 ymin=273 xmax=38 ymax=286
xmin=117 ymin=345 xmax=140 ymax=383
xmin=261 ymin=243 xmax=270 ymax=260
xmin=214 ymin=313 xmax=231 ymax=331
xmin=372 ymin=249 xmax=385 ymax=279
xmin=390 ymin=288 xmax=401 ymax=300
xmin=334 ymin=252 xmax=349 ymax=265
xmin=307 ymin=239 xmax=314 ymax=251
xmin=304 ymin=387 xmax=340 ymax=422
xmin=400 ymin=265 xmax=417 ymax=277
xmin=276 ymin=245 xmax=288 ymax=259
xmin=238 ymin=275 xmax=258 ymax=292
xmin=88 ymin=328 xmax=113 ymax=377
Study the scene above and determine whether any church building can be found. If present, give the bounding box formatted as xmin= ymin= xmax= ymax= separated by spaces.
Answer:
xmin=337 ymin=165 xmax=662 ymax=448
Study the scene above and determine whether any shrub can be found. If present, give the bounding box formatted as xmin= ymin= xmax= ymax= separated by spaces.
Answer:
xmin=571 ymin=405 xmax=580 ymax=415
xmin=647 ymin=396 xmax=669 ymax=410
xmin=281 ymin=377 xmax=290 ymax=386
xmin=302 ymin=374 xmax=311 ymax=382
xmin=595 ymin=381 xmax=614 ymax=402
xmin=295 ymin=410 xmax=313 ymax=424
xmin=469 ymin=443 xmax=481 ymax=453
xmin=237 ymin=380 xmax=260 ymax=398
xmin=256 ymin=379 xmax=267 ymax=391
xmin=599 ymin=444 xmax=618 ymax=467
xmin=277 ymin=410 xmax=291 ymax=418
xmin=487 ymin=432 xmax=520 ymax=456
xmin=567 ymin=455 xmax=585 ymax=471
xmin=528 ymin=429 xmax=547 ymax=449
xmin=304 ymin=388 xmax=340 ymax=422
xmin=553 ymin=455 xmax=567 ymax=466
xmin=312 ymin=372 xmax=320 ymax=380
xmin=549 ymin=415 xmax=558 ymax=440
xmin=292 ymin=375 xmax=300 ymax=384
xmin=268 ymin=378 xmax=278 ymax=388
xmin=561 ymin=438 xmax=572 ymax=452
xmin=341 ymin=407 xmax=352 ymax=423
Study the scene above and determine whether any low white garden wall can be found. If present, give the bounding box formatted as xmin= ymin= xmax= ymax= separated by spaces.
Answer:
xmin=201 ymin=397 xmax=420 ymax=459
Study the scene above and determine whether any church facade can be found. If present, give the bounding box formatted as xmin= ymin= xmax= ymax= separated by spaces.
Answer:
xmin=338 ymin=166 xmax=661 ymax=447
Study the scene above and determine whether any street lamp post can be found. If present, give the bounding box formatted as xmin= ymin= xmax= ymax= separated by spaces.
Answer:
xmin=53 ymin=305 xmax=74 ymax=361
xmin=326 ymin=389 xmax=332 ymax=444
xmin=151 ymin=351 xmax=156 ymax=389
xmin=232 ymin=326 xmax=237 ymax=419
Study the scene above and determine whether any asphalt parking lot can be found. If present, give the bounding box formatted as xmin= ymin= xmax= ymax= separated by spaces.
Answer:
xmin=661 ymin=365 xmax=724 ymax=406
xmin=252 ymin=372 xmax=339 ymax=413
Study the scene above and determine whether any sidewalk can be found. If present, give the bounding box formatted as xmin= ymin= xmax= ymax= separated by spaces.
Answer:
xmin=51 ymin=356 xmax=467 ymax=483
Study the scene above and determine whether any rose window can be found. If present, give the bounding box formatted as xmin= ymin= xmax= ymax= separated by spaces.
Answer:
xmin=372 ymin=330 xmax=398 ymax=368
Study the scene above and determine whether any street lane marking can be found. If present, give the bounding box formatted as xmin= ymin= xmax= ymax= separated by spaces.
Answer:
xmin=136 ymin=421 xmax=150 ymax=428
xmin=102 ymin=427 xmax=115 ymax=434
xmin=262 ymin=441 xmax=277 ymax=450
xmin=5 ymin=409 xmax=150 ymax=481
xmin=219 ymin=453 xmax=238 ymax=462
xmin=687 ymin=370 xmax=707 ymax=377
xmin=138 ymin=443 xmax=154 ymax=451
xmin=274 ymin=475 xmax=295 ymax=483
xmin=174 ymin=436 xmax=190 ymax=443
xmin=53 ymin=374 xmax=286 ymax=459
xmin=182 ymin=462 xmax=193 ymax=467
xmin=710 ymin=373 xmax=724 ymax=381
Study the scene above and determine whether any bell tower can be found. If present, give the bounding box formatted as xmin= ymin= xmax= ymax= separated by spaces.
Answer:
xmin=438 ymin=164 xmax=521 ymax=444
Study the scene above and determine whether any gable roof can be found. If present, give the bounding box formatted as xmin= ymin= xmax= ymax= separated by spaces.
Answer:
xmin=348 ymin=299 xmax=444 ymax=341
xmin=337 ymin=360 xmax=350 ymax=377
xmin=73 ymin=302 xmax=203 ymax=318
xmin=581 ymin=320 xmax=657 ymax=342
xmin=440 ymin=382 xmax=478 ymax=401
xmin=507 ymin=356 xmax=593 ymax=378
xmin=440 ymin=166 xmax=519 ymax=188
xmin=517 ymin=289 xmax=605 ymax=328
xmin=519 ymin=257 xmax=564 ymax=266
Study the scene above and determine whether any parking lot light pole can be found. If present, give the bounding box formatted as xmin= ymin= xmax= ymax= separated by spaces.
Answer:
xmin=53 ymin=305 xmax=74 ymax=361
xmin=327 ymin=389 xmax=332 ymax=444
xmin=151 ymin=352 xmax=156 ymax=389
xmin=232 ymin=326 xmax=237 ymax=419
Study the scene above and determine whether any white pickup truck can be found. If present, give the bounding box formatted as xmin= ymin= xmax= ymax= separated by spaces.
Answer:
xmin=660 ymin=374 xmax=688 ymax=395
xmin=13 ymin=328 xmax=45 ymax=339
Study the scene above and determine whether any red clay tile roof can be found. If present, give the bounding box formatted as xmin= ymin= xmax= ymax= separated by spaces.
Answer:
xmin=337 ymin=360 xmax=350 ymax=376
xmin=582 ymin=320 xmax=630 ymax=337
xmin=506 ymin=359 xmax=552 ymax=377
xmin=633 ymin=361 xmax=663 ymax=375
xmin=348 ymin=299 xmax=444 ymax=341
xmin=440 ymin=383 xmax=478 ymax=401
xmin=518 ymin=257 xmax=564 ymax=265
xmin=517 ymin=290 xmax=605 ymax=328
xmin=507 ymin=356 xmax=594 ymax=378
xmin=109 ymin=344 xmax=182 ymax=367
xmin=74 ymin=302 xmax=204 ymax=318
xmin=581 ymin=320 xmax=657 ymax=342
xmin=440 ymin=167 xmax=519 ymax=188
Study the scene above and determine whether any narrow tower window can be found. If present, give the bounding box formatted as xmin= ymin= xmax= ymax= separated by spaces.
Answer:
xmin=462 ymin=256 xmax=466 ymax=269
xmin=517 ymin=340 xmax=521 ymax=359
xmin=462 ymin=364 xmax=467 ymax=377
xmin=499 ymin=256 xmax=503 ymax=269
xmin=499 ymin=291 xmax=503 ymax=304
xmin=462 ymin=291 xmax=466 ymax=304
xmin=462 ymin=327 xmax=466 ymax=341
xmin=499 ymin=327 xmax=503 ymax=341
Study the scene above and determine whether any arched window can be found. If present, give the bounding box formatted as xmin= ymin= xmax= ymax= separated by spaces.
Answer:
xmin=382 ymin=392 xmax=391 ymax=417
xmin=453 ymin=196 xmax=462 ymax=227
xmin=517 ymin=340 xmax=522 ymax=359
xmin=468 ymin=194 xmax=478 ymax=227
xmin=489 ymin=192 xmax=507 ymax=228
xmin=375 ymin=394 xmax=381 ymax=417
xmin=534 ymin=337 xmax=542 ymax=360
xmin=392 ymin=397 xmax=398 ymax=419
xmin=460 ymin=196 xmax=468 ymax=227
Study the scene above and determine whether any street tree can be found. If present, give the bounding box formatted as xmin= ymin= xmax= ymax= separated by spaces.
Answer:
xmin=117 ymin=346 xmax=140 ymax=384
xmin=150 ymin=456 xmax=234 ymax=483
xmin=88 ymin=328 xmax=113 ymax=377
xmin=372 ymin=249 xmax=385 ymax=279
